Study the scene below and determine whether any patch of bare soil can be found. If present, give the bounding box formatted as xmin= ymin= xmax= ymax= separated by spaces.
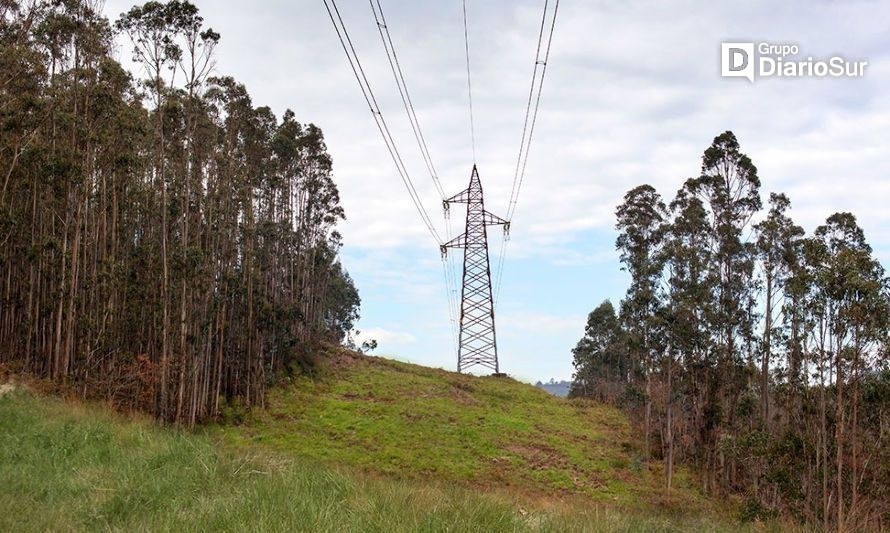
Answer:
xmin=504 ymin=443 xmax=608 ymax=493
xmin=323 ymin=346 xmax=368 ymax=372
xmin=507 ymin=443 xmax=572 ymax=472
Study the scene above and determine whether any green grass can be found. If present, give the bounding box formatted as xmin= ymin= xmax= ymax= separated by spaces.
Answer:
xmin=0 ymin=389 xmax=770 ymax=532
xmin=215 ymin=350 xmax=710 ymax=513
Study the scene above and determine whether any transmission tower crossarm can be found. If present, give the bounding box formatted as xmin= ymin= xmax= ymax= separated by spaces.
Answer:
xmin=440 ymin=232 xmax=467 ymax=254
xmin=482 ymin=210 xmax=509 ymax=228
xmin=444 ymin=188 xmax=472 ymax=205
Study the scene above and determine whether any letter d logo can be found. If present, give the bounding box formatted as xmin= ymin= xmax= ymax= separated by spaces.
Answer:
xmin=721 ymin=42 xmax=755 ymax=82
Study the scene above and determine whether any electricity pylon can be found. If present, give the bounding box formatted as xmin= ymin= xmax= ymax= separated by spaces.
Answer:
xmin=441 ymin=165 xmax=509 ymax=374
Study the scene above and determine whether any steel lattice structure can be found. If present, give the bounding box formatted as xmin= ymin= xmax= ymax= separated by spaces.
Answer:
xmin=441 ymin=166 xmax=509 ymax=374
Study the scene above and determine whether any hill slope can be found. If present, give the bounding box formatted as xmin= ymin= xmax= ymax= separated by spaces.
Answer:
xmin=5 ymin=388 xmax=706 ymax=532
xmin=215 ymin=348 xmax=710 ymax=512
xmin=1 ymin=385 xmax=760 ymax=532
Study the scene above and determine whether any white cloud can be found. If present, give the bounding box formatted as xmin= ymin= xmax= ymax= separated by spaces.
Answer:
xmin=499 ymin=311 xmax=586 ymax=336
xmin=354 ymin=327 xmax=416 ymax=347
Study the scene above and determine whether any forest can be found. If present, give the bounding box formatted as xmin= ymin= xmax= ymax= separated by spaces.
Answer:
xmin=0 ymin=0 xmax=360 ymax=426
xmin=570 ymin=131 xmax=890 ymax=528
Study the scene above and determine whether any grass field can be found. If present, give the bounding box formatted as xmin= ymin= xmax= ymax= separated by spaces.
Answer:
xmin=1 ymin=388 xmax=767 ymax=532
xmin=2 ymin=350 xmax=799 ymax=531
xmin=215 ymin=349 xmax=711 ymax=512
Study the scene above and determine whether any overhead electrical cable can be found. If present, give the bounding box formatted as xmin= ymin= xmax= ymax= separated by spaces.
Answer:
xmin=368 ymin=0 xmax=461 ymax=350
xmin=323 ymin=0 xmax=442 ymax=244
xmin=507 ymin=0 xmax=559 ymax=220
xmin=461 ymin=0 xmax=476 ymax=163
xmin=505 ymin=0 xmax=550 ymax=222
xmin=369 ymin=0 xmax=446 ymax=200
xmin=493 ymin=0 xmax=560 ymax=307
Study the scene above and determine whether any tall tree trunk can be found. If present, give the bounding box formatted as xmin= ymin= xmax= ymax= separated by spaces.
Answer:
xmin=820 ymin=321 xmax=829 ymax=531
xmin=761 ymin=271 xmax=772 ymax=423
xmin=836 ymin=354 xmax=844 ymax=533
xmin=644 ymin=373 xmax=652 ymax=461
xmin=665 ymin=347 xmax=674 ymax=490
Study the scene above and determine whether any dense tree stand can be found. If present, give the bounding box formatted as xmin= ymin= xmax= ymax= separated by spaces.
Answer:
xmin=570 ymin=132 xmax=890 ymax=529
xmin=0 ymin=1 xmax=360 ymax=425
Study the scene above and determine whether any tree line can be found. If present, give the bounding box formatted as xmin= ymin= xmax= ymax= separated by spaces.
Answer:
xmin=570 ymin=131 xmax=889 ymax=529
xmin=0 ymin=0 xmax=360 ymax=426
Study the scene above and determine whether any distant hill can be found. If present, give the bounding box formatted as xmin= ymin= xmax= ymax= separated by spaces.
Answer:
xmin=535 ymin=379 xmax=572 ymax=397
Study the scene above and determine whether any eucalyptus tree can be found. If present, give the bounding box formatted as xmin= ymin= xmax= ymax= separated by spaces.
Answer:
xmin=806 ymin=213 xmax=887 ymax=528
xmin=570 ymin=300 xmax=623 ymax=400
xmin=615 ymin=184 xmax=668 ymax=460
xmin=685 ymin=132 xmax=762 ymax=491
xmin=754 ymin=193 xmax=804 ymax=420
xmin=665 ymin=184 xmax=715 ymax=492
xmin=167 ymin=1 xmax=217 ymax=422
xmin=117 ymin=0 xmax=183 ymax=415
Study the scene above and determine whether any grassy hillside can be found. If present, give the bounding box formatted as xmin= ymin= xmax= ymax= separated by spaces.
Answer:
xmin=1 ymin=387 xmax=762 ymax=532
xmin=215 ymin=349 xmax=710 ymax=512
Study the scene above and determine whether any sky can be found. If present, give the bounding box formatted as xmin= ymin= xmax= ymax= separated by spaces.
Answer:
xmin=102 ymin=0 xmax=890 ymax=383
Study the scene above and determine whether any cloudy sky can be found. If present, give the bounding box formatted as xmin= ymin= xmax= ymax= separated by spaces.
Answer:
xmin=104 ymin=0 xmax=890 ymax=382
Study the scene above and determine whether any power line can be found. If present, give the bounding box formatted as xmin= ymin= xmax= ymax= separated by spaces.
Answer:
xmin=505 ymin=0 xmax=549 ymax=221
xmin=493 ymin=231 xmax=508 ymax=306
xmin=461 ymin=0 xmax=476 ymax=163
xmin=323 ymin=0 xmax=442 ymax=244
xmin=443 ymin=210 xmax=461 ymax=353
xmin=369 ymin=0 xmax=446 ymax=200
xmin=493 ymin=0 xmax=560 ymax=308
xmin=442 ymin=253 xmax=460 ymax=350
xmin=366 ymin=0 xmax=461 ymax=351
xmin=505 ymin=0 xmax=559 ymax=222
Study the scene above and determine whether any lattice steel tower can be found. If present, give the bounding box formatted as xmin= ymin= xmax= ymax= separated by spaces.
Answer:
xmin=441 ymin=165 xmax=509 ymax=374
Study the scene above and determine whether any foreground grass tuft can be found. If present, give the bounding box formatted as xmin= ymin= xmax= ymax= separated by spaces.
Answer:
xmin=0 ymin=390 xmax=767 ymax=532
